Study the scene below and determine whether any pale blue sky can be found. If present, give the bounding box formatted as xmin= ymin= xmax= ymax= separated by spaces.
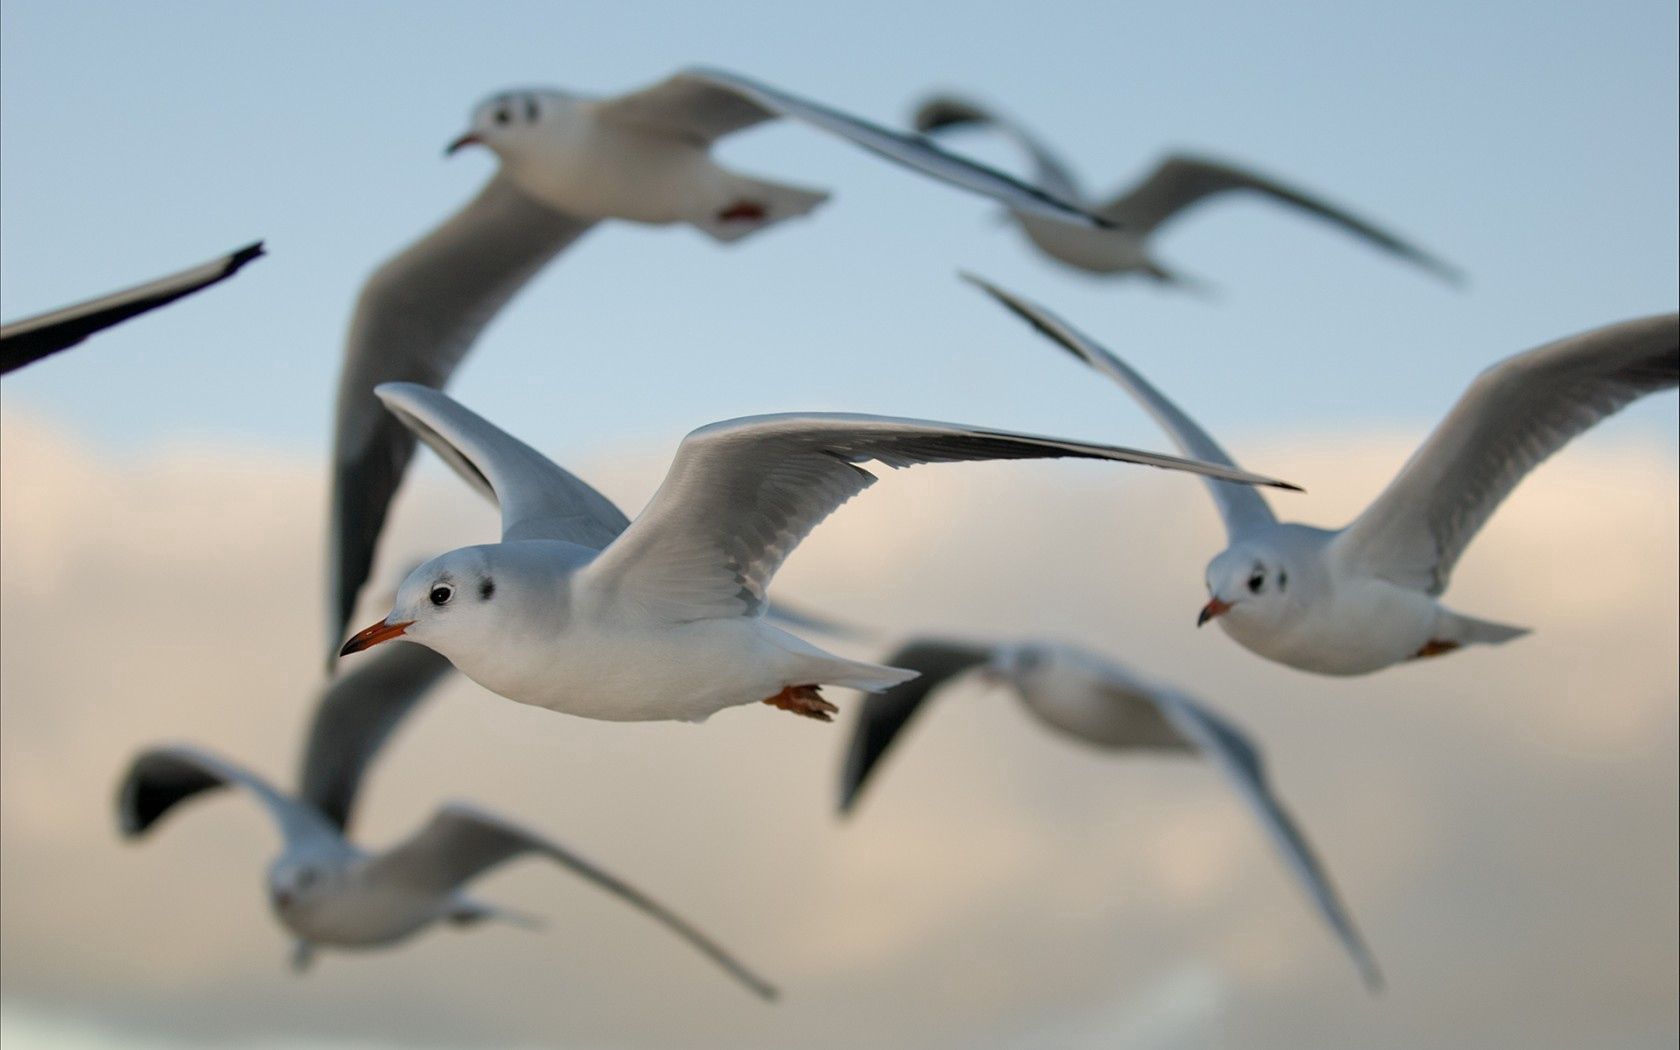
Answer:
xmin=2 ymin=0 xmax=1675 ymax=465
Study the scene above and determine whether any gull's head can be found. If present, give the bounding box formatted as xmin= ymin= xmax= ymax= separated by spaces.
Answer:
xmin=981 ymin=642 xmax=1047 ymax=690
xmin=267 ymin=858 xmax=337 ymax=919
xmin=1200 ymin=542 xmax=1293 ymax=630
xmin=341 ymin=546 xmax=509 ymax=662
xmin=446 ymin=89 xmax=569 ymax=159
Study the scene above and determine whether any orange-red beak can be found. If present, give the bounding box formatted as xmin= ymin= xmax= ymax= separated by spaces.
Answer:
xmin=444 ymin=132 xmax=482 ymax=157
xmin=1197 ymin=597 xmax=1233 ymax=627
xmin=339 ymin=619 xmax=413 ymax=657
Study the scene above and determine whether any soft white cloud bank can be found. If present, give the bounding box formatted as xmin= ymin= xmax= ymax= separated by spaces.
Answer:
xmin=1 ymin=413 xmax=1675 ymax=1049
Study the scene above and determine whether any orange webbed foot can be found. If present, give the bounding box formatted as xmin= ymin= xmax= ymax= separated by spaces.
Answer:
xmin=762 ymin=684 xmax=836 ymax=722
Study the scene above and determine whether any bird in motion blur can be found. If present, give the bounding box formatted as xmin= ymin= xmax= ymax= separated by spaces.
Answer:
xmin=912 ymin=95 xmax=1461 ymax=289
xmin=116 ymin=643 xmax=777 ymax=998
xmin=840 ymin=636 xmax=1382 ymax=991
xmin=338 ymin=382 xmax=1299 ymax=723
xmin=0 ymin=242 xmax=263 ymax=376
xmin=328 ymin=67 xmax=1111 ymax=662
xmin=972 ymin=275 xmax=1678 ymax=675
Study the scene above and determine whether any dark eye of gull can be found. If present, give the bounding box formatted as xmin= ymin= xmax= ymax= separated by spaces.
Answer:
xmin=1247 ymin=569 xmax=1265 ymax=594
xmin=430 ymin=584 xmax=454 ymax=606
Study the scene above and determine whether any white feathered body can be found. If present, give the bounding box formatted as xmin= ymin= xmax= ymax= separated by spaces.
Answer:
xmin=273 ymin=857 xmax=465 ymax=948
xmin=1016 ymin=213 xmax=1149 ymax=274
xmin=498 ymin=98 xmax=823 ymax=234
xmin=410 ymin=542 xmax=913 ymax=722
xmin=1012 ymin=646 xmax=1192 ymax=750
xmin=1212 ymin=524 xmax=1489 ymax=676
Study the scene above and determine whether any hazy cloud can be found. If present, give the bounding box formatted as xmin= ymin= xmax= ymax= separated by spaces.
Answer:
xmin=1 ymin=413 xmax=1674 ymax=1049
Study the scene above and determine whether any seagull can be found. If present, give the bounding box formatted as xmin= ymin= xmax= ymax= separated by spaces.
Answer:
xmin=839 ymin=637 xmax=1383 ymax=991
xmin=328 ymin=67 xmax=1111 ymax=661
xmin=337 ymin=382 xmax=1299 ymax=722
xmin=969 ymin=275 xmax=1679 ymax=675
xmin=1 ymin=242 xmax=263 ymax=375
xmin=116 ymin=643 xmax=778 ymax=997
xmin=911 ymin=95 xmax=1461 ymax=289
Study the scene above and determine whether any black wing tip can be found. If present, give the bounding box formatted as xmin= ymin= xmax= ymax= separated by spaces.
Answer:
xmin=226 ymin=241 xmax=267 ymax=272
xmin=912 ymin=97 xmax=987 ymax=134
xmin=961 ymin=272 xmax=1105 ymax=370
xmin=835 ymin=781 xmax=863 ymax=819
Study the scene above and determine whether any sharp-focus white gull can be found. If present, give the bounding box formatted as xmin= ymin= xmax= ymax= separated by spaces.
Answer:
xmin=971 ymin=275 xmax=1677 ymax=675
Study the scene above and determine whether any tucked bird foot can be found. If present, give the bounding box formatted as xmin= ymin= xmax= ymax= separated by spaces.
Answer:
xmin=762 ymin=684 xmax=836 ymax=721
xmin=717 ymin=200 xmax=767 ymax=223
xmin=1413 ymin=639 xmax=1462 ymax=659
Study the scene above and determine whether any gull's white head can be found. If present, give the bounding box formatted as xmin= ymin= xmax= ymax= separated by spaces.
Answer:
xmin=341 ymin=546 xmax=507 ymax=661
xmin=267 ymin=856 xmax=340 ymax=921
xmin=1199 ymin=541 xmax=1296 ymax=631
xmin=339 ymin=543 xmax=581 ymax=677
xmin=445 ymin=89 xmax=574 ymax=159
xmin=982 ymin=642 xmax=1049 ymax=691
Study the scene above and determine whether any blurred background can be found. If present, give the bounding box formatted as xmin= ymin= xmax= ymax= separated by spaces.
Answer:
xmin=1 ymin=2 xmax=1675 ymax=1048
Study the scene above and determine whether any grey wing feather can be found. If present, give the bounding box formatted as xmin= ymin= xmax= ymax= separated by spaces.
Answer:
xmin=1102 ymin=154 xmax=1462 ymax=284
xmin=1 ymin=242 xmax=264 ymax=375
xmin=604 ymin=68 xmax=1109 ymax=229
xmin=373 ymin=382 xmax=630 ymax=547
xmin=1153 ymin=696 xmax=1383 ymax=992
xmin=910 ymin=95 xmax=1085 ymax=205
xmin=581 ymin=412 xmax=1300 ymax=624
xmin=1332 ymin=313 xmax=1679 ymax=594
xmin=839 ymin=639 xmax=993 ymax=815
xmin=116 ymin=744 xmax=337 ymax=851
xmin=369 ymin=804 xmax=779 ymax=999
xmin=328 ymin=176 xmax=595 ymax=657
xmin=966 ymin=274 xmax=1278 ymax=540
xmin=297 ymin=643 xmax=457 ymax=833
xmin=590 ymin=72 xmax=779 ymax=144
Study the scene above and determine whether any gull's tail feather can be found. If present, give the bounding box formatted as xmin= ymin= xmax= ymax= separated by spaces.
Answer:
xmin=816 ymin=658 xmax=921 ymax=694
xmin=1437 ymin=609 xmax=1532 ymax=649
xmin=696 ymin=174 xmax=830 ymax=243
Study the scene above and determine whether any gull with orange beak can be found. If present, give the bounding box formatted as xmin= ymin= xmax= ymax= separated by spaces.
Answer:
xmin=973 ymin=274 xmax=1678 ymax=676
xmin=339 ymin=382 xmax=1297 ymax=724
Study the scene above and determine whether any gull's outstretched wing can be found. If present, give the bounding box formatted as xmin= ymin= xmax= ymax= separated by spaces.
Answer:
xmin=839 ymin=639 xmax=993 ymax=815
xmin=1152 ymin=695 xmax=1384 ymax=992
xmin=298 ymin=643 xmax=457 ymax=833
xmin=580 ymin=413 xmax=1300 ymax=625
xmin=1101 ymin=154 xmax=1461 ymax=284
xmin=373 ymin=382 xmax=630 ymax=547
xmin=1332 ymin=313 xmax=1679 ymax=594
xmin=368 ymin=803 xmax=778 ymax=1000
xmin=116 ymin=744 xmax=338 ymax=851
xmin=0 ymin=242 xmax=264 ymax=375
xmin=968 ymin=274 xmax=1278 ymax=540
xmin=592 ymin=68 xmax=1107 ymax=229
xmin=328 ymin=176 xmax=595 ymax=657
xmin=762 ymin=600 xmax=870 ymax=642
xmin=910 ymin=95 xmax=1085 ymax=205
